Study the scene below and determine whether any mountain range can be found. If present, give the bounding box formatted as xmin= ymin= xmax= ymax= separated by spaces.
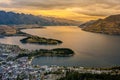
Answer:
xmin=0 ymin=11 xmax=80 ymax=26
xmin=80 ymin=14 xmax=120 ymax=35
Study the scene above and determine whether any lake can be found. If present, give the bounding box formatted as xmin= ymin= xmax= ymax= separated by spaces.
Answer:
xmin=0 ymin=26 xmax=120 ymax=67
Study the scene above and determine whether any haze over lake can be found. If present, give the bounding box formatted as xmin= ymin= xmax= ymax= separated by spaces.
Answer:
xmin=0 ymin=26 xmax=120 ymax=67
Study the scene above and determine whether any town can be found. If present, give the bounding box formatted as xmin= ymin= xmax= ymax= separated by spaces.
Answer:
xmin=0 ymin=43 xmax=120 ymax=80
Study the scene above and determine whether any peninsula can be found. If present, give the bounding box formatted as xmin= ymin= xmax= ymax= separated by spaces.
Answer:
xmin=16 ymin=48 xmax=74 ymax=58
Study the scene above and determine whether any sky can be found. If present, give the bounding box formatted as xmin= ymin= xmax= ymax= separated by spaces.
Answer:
xmin=0 ymin=0 xmax=120 ymax=22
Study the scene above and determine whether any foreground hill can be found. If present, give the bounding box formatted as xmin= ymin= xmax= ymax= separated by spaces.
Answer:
xmin=80 ymin=14 xmax=120 ymax=35
xmin=0 ymin=11 xmax=79 ymax=26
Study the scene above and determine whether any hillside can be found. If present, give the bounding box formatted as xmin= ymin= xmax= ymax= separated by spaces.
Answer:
xmin=0 ymin=11 xmax=80 ymax=26
xmin=79 ymin=20 xmax=96 ymax=28
xmin=0 ymin=25 xmax=16 ymax=35
xmin=80 ymin=14 xmax=120 ymax=35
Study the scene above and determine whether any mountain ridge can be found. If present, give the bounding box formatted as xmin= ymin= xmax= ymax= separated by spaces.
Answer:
xmin=80 ymin=14 xmax=120 ymax=35
xmin=0 ymin=10 xmax=80 ymax=26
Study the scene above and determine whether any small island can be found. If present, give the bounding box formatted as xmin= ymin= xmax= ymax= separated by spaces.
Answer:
xmin=16 ymin=48 xmax=74 ymax=59
xmin=20 ymin=36 xmax=62 ymax=45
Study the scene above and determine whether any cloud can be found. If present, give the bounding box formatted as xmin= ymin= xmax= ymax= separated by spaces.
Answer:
xmin=0 ymin=0 xmax=120 ymax=21
xmin=67 ymin=4 xmax=120 ymax=17
xmin=1 ymin=0 xmax=119 ymax=9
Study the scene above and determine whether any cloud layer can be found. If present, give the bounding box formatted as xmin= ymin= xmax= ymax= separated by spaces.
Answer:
xmin=0 ymin=0 xmax=120 ymax=21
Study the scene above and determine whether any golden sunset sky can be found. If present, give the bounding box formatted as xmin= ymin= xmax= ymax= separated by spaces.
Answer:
xmin=0 ymin=0 xmax=120 ymax=22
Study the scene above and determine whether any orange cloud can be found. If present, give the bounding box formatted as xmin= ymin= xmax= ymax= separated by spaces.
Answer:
xmin=0 ymin=0 xmax=120 ymax=22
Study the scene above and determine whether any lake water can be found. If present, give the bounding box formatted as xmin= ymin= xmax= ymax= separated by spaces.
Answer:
xmin=0 ymin=26 xmax=120 ymax=67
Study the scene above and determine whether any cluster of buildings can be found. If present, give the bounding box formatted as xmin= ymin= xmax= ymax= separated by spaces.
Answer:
xmin=0 ymin=43 xmax=29 ymax=61
xmin=0 ymin=57 xmax=64 ymax=80
xmin=0 ymin=43 xmax=120 ymax=80
xmin=0 ymin=43 xmax=64 ymax=80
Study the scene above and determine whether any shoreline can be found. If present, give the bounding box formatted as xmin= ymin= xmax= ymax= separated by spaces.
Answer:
xmin=0 ymin=26 xmax=119 ymax=67
xmin=0 ymin=26 xmax=75 ymax=58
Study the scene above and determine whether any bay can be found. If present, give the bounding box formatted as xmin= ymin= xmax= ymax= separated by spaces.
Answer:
xmin=0 ymin=26 xmax=120 ymax=67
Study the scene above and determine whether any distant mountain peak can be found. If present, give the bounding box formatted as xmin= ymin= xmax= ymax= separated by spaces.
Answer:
xmin=0 ymin=10 xmax=80 ymax=26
